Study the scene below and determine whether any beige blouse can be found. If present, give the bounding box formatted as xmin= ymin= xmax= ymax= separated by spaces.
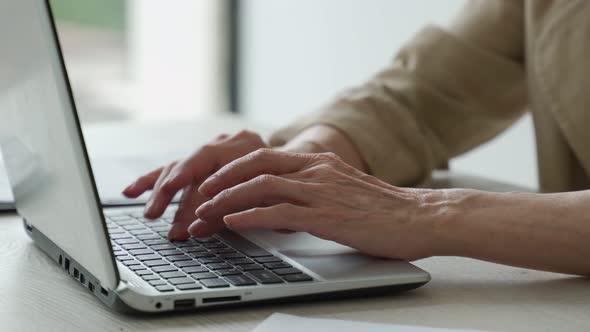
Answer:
xmin=270 ymin=0 xmax=590 ymax=192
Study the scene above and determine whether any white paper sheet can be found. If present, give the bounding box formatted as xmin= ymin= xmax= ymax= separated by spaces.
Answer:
xmin=252 ymin=313 xmax=482 ymax=332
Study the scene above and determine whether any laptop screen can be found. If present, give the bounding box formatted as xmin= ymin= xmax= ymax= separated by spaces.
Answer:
xmin=0 ymin=0 xmax=119 ymax=289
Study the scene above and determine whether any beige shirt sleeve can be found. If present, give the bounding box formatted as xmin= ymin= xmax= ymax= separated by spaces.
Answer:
xmin=269 ymin=0 xmax=528 ymax=186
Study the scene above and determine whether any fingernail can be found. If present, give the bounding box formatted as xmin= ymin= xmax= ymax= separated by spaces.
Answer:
xmin=195 ymin=202 xmax=212 ymax=217
xmin=188 ymin=219 xmax=207 ymax=236
xmin=223 ymin=215 xmax=237 ymax=229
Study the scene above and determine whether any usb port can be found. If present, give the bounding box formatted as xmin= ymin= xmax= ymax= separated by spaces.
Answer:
xmin=174 ymin=299 xmax=196 ymax=310
xmin=64 ymin=258 xmax=70 ymax=272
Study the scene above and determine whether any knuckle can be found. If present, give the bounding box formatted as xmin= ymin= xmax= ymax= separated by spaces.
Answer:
xmin=215 ymin=133 xmax=229 ymax=140
xmin=305 ymin=164 xmax=334 ymax=178
xmin=256 ymin=174 xmax=279 ymax=187
xmin=234 ymin=129 xmax=258 ymax=140
xmin=159 ymin=180 xmax=177 ymax=195
xmin=251 ymin=147 xmax=273 ymax=160
xmin=319 ymin=152 xmax=341 ymax=163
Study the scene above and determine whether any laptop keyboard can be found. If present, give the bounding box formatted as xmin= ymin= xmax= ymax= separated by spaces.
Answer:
xmin=106 ymin=211 xmax=313 ymax=292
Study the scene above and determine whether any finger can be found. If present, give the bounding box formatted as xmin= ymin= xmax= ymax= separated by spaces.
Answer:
xmin=193 ymin=175 xmax=305 ymax=230
xmin=223 ymin=204 xmax=312 ymax=233
xmin=167 ymin=183 xmax=207 ymax=241
xmin=122 ymin=167 xmax=164 ymax=198
xmin=145 ymin=147 xmax=217 ymax=218
xmin=144 ymin=162 xmax=177 ymax=218
xmin=187 ymin=218 xmax=227 ymax=238
xmin=199 ymin=149 xmax=314 ymax=197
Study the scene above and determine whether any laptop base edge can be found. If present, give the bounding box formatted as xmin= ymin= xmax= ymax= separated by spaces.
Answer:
xmin=25 ymin=219 xmax=428 ymax=315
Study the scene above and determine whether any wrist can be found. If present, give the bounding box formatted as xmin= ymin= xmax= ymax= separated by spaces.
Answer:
xmin=414 ymin=188 xmax=481 ymax=258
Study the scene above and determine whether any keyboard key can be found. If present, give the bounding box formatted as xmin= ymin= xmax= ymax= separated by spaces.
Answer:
xmin=283 ymin=273 xmax=313 ymax=282
xmin=247 ymin=270 xmax=283 ymax=284
xmin=237 ymin=264 xmax=264 ymax=271
xmin=152 ymin=244 xmax=177 ymax=251
xmin=129 ymin=229 xmax=153 ymax=236
xmin=182 ymin=266 xmax=208 ymax=274
xmin=174 ymin=260 xmax=201 ymax=268
xmin=190 ymin=272 xmax=217 ymax=280
xmin=113 ymin=251 xmax=127 ymax=257
xmin=137 ymin=254 xmax=162 ymax=261
xmin=135 ymin=270 xmax=153 ymax=276
xmin=172 ymin=241 xmax=198 ymax=248
xmin=168 ymin=277 xmax=196 ymax=285
xmin=152 ymin=265 xmax=178 ymax=273
xmin=116 ymin=255 xmax=134 ymax=261
xmin=264 ymin=262 xmax=291 ymax=269
xmin=176 ymin=283 xmax=202 ymax=290
xmin=122 ymin=259 xmax=140 ymax=267
xmin=202 ymin=243 xmax=227 ymax=249
xmin=216 ymin=269 xmax=242 ymax=276
xmin=149 ymin=279 xmax=167 ymax=286
xmin=207 ymin=263 xmax=232 ymax=270
xmin=167 ymin=254 xmax=191 ymax=262
xmin=144 ymin=239 xmax=169 ymax=246
xmin=272 ymin=268 xmax=302 ymax=276
xmin=198 ymin=257 xmax=224 ymax=264
xmin=110 ymin=233 xmax=132 ymax=240
xmin=218 ymin=231 xmax=273 ymax=257
xmin=190 ymin=252 xmax=215 ymax=259
xmin=122 ymin=224 xmax=145 ymax=230
xmin=129 ymin=265 xmax=147 ymax=271
xmin=160 ymin=271 xmax=186 ymax=279
xmin=107 ymin=228 xmax=125 ymax=234
xmin=225 ymin=275 xmax=256 ymax=286
xmin=128 ymin=248 xmax=155 ymax=256
xmin=136 ymin=234 xmax=162 ymax=241
xmin=121 ymin=243 xmax=147 ymax=250
xmin=144 ymin=260 xmax=171 ymax=267
xmin=159 ymin=249 xmax=182 ymax=256
xmin=183 ymin=246 xmax=207 ymax=253
xmin=254 ymin=256 xmax=282 ymax=264
xmin=115 ymin=238 xmax=139 ymax=245
xmin=219 ymin=253 xmax=246 ymax=259
xmin=155 ymin=285 xmax=175 ymax=292
xmin=200 ymin=278 xmax=229 ymax=288
xmin=210 ymin=248 xmax=237 ymax=254
xmin=228 ymin=258 xmax=253 ymax=265
xmin=142 ymin=274 xmax=159 ymax=281
xmin=109 ymin=215 xmax=133 ymax=222
xmin=151 ymin=226 xmax=171 ymax=232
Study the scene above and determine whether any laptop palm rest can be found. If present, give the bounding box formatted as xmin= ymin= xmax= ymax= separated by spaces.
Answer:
xmin=244 ymin=230 xmax=421 ymax=281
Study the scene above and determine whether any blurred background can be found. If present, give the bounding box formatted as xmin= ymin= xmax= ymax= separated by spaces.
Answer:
xmin=51 ymin=0 xmax=537 ymax=189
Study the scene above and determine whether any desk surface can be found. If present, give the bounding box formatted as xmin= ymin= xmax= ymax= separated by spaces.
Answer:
xmin=1 ymin=115 xmax=587 ymax=331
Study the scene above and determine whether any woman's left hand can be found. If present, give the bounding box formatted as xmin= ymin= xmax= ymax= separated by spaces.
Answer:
xmin=192 ymin=149 xmax=444 ymax=261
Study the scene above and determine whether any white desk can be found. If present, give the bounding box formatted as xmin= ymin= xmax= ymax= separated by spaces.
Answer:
xmin=1 ymin=114 xmax=588 ymax=331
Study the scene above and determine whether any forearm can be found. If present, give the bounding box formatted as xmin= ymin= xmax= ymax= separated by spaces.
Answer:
xmin=431 ymin=189 xmax=590 ymax=276
xmin=275 ymin=125 xmax=368 ymax=172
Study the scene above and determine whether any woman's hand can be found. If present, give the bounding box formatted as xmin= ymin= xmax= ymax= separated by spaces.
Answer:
xmin=193 ymin=149 xmax=444 ymax=261
xmin=122 ymin=130 xmax=268 ymax=240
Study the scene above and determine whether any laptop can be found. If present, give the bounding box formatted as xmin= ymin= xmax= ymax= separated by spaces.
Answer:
xmin=0 ymin=0 xmax=430 ymax=313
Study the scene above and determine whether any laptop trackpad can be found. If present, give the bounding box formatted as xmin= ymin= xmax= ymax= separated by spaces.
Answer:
xmin=244 ymin=231 xmax=408 ymax=281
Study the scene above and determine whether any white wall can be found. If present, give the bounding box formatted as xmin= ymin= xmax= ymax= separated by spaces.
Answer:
xmin=239 ymin=0 xmax=538 ymax=189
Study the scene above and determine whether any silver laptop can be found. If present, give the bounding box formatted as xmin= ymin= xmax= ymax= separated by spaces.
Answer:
xmin=0 ymin=0 xmax=430 ymax=313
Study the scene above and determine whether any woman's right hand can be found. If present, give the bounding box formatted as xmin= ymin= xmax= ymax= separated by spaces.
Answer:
xmin=122 ymin=130 xmax=268 ymax=240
